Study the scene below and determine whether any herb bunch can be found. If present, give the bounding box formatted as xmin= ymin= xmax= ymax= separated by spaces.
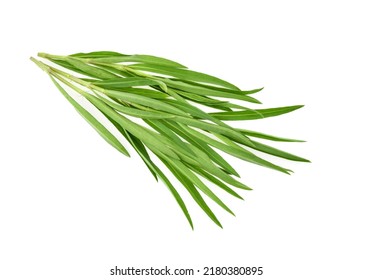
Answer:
xmin=31 ymin=51 xmax=308 ymax=228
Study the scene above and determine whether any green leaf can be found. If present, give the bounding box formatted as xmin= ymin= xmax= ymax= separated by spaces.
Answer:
xmin=160 ymin=157 xmax=222 ymax=228
xmin=92 ymin=94 xmax=176 ymax=119
xmin=145 ymin=120 xmax=196 ymax=156
xmin=182 ymin=124 xmax=291 ymax=174
xmin=93 ymin=77 xmax=165 ymax=89
xmin=101 ymin=114 xmax=158 ymax=181
xmin=160 ymin=120 xmax=239 ymax=177
xmin=171 ymin=116 xmax=254 ymax=147
xmin=245 ymin=140 xmax=310 ymax=162
xmin=96 ymin=116 xmax=194 ymax=229
xmin=241 ymin=88 xmax=265 ymax=95
xmin=210 ymin=105 xmax=304 ymax=120
xmin=70 ymin=51 xmax=125 ymax=58
xmin=114 ymin=87 xmax=168 ymax=99
xmin=90 ymin=54 xmax=186 ymax=68
xmin=238 ymin=129 xmax=305 ymax=142
xmin=173 ymin=89 xmax=227 ymax=104
xmin=188 ymin=165 xmax=244 ymax=200
xmin=171 ymin=160 xmax=235 ymax=216
xmin=151 ymin=163 xmax=194 ymax=229
xmin=81 ymin=93 xmax=181 ymax=160
xmin=173 ymin=79 xmax=263 ymax=95
xmin=122 ymin=132 xmax=194 ymax=229
xmin=131 ymin=64 xmax=239 ymax=90
xmin=66 ymin=58 xmax=118 ymax=79
xmin=48 ymin=59 xmax=93 ymax=77
xmin=255 ymin=105 xmax=304 ymax=118
xmin=163 ymin=98 xmax=233 ymax=128
xmin=49 ymin=76 xmax=130 ymax=157
xmin=206 ymin=102 xmax=247 ymax=111
xmin=165 ymin=80 xmax=261 ymax=104
xmin=90 ymin=64 xmax=134 ymax=78
xmin=103 ymin=89 xmax=189 ymax=117
xmin=163 ymin=122 xmax=251 ymax=190
xmin=208 ymin=108 xmax=264 ymax=120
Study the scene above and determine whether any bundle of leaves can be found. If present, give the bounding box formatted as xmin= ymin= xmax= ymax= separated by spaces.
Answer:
xmin=31 ymin=51 xmax=308 ymax=228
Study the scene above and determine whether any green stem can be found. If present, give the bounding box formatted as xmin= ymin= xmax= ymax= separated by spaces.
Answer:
xmin=50 ymin=72 xmax=90 ymax=98
xmin=30 ymin=57 xmax=51 ymax=73
xmin=38 ymin=52 xmax=68 ymax=61
xmin=32 ymin=57 xmax=109 ymax=94
xmin=38 ymin=53 xmax=162 ymax=87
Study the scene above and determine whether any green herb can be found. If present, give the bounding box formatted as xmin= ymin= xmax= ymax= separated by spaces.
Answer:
xmin=31 ymin=51 xmax=309 ymax=229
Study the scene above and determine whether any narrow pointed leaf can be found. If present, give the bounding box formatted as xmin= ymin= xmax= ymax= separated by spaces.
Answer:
xmin=103 ymin=115 xmax=158 ymax=181
xmin=92 ymin=54 xmax=186 ymax=68
xmin=189 ymin=165 xmax=244 ymax=200
xmin=182 ymin=125 xmax=291 ymax=174
xmin=165 ymin=80 xmax=261 ymax=104
xmin=174 ymin=79 xmax=263 ymax=95
xmin=238 ymin=129 xmax=306 ymax=142
xmin=124 ymin=135 xmax=194 ymax=229
xmin=66 ymin=58 xmax=118 ymax=79
xmin=210 ymin=105 xmax=304 ymax=120
xmin=145 ymin=120 xmax=196 ymax=156
xmin=171 ymin=116 xmax=254 ymax=147
xmin=151 ymin=164 xmax=194 ymax=229
xmin=48 ymin=59 xmax=94 ymax=77
xmin=93 ymin=77 xmax=165 ymax=88
xmin=245 ymin=140 xmax=310 ymax=162
xmin=49 ymin=76 xmax=130 ymax=157
xmin=93 ymin=94 xmax=175 ymax=119
xmin=174 ymin=89 xmax=227 ymax=104
xmin=131 ymin=64 xmax=239 ymax=90
xmin=70 ymin=51 xmax=125 ymax=58
xmin=103 ymin=90 xmax=188 ymax=117
xmin=160 ymin=157 xmax=222 ymax=228
xmin=209 ymin=108 xmax=264 ymax=120
xmin=116 ymin=88 xmax=168 ymax=99
xmin=97 ymin=116 xmax=194 ymax=229
xmin=81 ymin=93 xmax=181 ymax=160
xmin=171 ymin=160 xmax=235 ymax=216
xmin=161 ymin=120 xmax=240 ymax=177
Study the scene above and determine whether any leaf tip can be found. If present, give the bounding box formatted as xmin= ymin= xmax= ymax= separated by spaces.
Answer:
xmin=285 ymin=169 xmax=294 ymax=175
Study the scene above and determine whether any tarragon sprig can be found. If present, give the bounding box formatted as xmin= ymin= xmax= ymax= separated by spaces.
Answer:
xmin=31 ymin=51 xmax=309 ymax=229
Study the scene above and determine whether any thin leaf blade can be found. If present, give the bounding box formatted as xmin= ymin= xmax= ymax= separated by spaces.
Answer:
xmin=210 ymin=105 xmax=304 ymax=120
xmin=49 ymin=76 xmax=130 ymax=157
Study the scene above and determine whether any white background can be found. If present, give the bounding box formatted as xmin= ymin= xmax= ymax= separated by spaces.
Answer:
xmin=1 ymin=0 xmax=371 ymax=279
